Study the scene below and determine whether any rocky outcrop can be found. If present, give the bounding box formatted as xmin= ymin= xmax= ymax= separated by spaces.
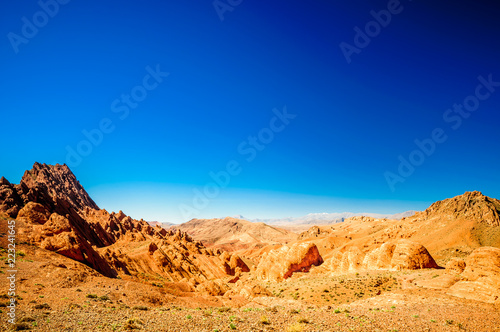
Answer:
xmin=411 ymin=191 xmax=500 ymax=227
xmin=326 ymin=240 xmax=438 ymax=274
xmin=447 ymin=247 xmax=500 ymax=303
xmin=17 ymin=202 xmax=51 ymax=224
xmin=0 ymin=177 xmax=23 ymax=217
xmin=196 ymin=279 xmax=229 ymax=296
xmin=298 ymin=226 xmax=334 ymax=240
xmin=445 ymin=258 xmax=466 ymax=275
xmin=255 ymin=242 xmax=323 ymax=282
xmin=389 ymin=240 xmax=439 ymax=270
xmin=1 ymin=163 xmax=249 ymax=285
xmin=328 ymin=246 xmax=366 ymax=274
xmin=224 ymin=281 xmax=272 ymax=299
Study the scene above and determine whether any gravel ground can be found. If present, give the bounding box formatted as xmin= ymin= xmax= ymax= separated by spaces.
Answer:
xmin=2 ymin=291 xmax=500 ymax=332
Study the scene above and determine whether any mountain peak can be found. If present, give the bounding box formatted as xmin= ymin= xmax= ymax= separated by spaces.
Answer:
xmin=419 ymin=191 xmax=500 ymax=226
xmin=20 ymin=162 xmax=98 ymax=211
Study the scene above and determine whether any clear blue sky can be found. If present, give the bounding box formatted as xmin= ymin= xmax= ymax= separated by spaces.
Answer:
xmin=1 ymin=0 xmax=499 ymax=223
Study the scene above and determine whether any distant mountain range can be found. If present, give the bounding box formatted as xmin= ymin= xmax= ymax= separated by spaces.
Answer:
xmin=147 ymin=221 xmax=175 ymax=228
xmin=245 ymin=211 xmax=416 ymax=226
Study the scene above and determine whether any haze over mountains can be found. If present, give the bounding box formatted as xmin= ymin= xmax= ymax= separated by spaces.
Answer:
xmin=250 ymin=210 xmax=416 ymax=226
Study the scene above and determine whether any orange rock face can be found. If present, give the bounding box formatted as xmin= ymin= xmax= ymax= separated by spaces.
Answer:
xmin=17 ymin=202 xmax=51 ymax=224
xmin=447 ymin=247 xmax=500 ymax=303
xmin=445 ymin=258 xmax=466 ymax=275
xmin=1 ymin=163 xmax=248 ymax=285
xmin=255 ymin=242 xmax=324 ymax=282
xmin=390 ymin=240 xmax=439 ymax=270
xmin=326 ymin=240 xmax=438 ymax=274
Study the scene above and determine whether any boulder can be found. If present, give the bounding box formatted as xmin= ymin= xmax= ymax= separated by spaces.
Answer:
xmin=390 ymin=240 xmax=439 ymax=270
xmin=196 ymin=279 xmax=229 ymax=296
xmin=329 ymin=246 xmax=365 ymax=274
xmin=327 ymin=240 xmax=438 ymax=274
xmin=445 ymin=258 xmax=466 ymax=275
xmin=17 ymin=202 xmax=51 ymax=224
xmin=255 ymin=242 xmax=323 ymax=282
xmin=447 ymin=247 xmax=500 ymax=303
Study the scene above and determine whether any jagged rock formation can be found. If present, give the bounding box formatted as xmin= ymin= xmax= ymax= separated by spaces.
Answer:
xmin=254 ymin=242 xmax=323 ymax=282
xmin=0 ymin=176 xmax=24 ymax=217
xmin=173 ymin=217 xmax=297 ymax=251
xmin=0 ymin=163 xmax=248 ymax=285
xmin=298 ymin=225 xmax=333 ymax=240
xmin=413 ymin=191 xmax=500 ymax=226
xmin=326 ymin=240 xmax=438 ymax=274
xmin=367 ymin=191 xmax=500 ymax=259
xmin=446 ymin=247 xmax=500 ymax=303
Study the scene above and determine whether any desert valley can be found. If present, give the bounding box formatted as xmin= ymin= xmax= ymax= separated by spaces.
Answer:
xmin=0 ymin=163 xmax=499 ymax=331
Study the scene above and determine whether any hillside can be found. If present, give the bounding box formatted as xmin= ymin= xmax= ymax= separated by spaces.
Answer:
xmin=262 ymin=191 xmax=500 ymax=265
xmin=173 ymin=217 xmax=298 ymax=251
xmin=0 ymin=163 xmax=246 ymax=285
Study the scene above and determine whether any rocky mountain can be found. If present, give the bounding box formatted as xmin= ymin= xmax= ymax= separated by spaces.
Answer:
xmin=0 ymin=163 xmax=247 ymax=285
xmin=172 ymin=217 xmax=298 ymax=251
xmin=290 ymin=191 xmax=500 ymax=265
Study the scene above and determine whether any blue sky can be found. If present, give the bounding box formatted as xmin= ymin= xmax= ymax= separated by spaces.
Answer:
xmin=1 ymin=0 xmax=499 ymax=223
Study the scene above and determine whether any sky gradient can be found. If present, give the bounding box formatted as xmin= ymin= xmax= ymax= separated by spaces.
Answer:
xmin=1 ymin=0 xmax=499 ymax=223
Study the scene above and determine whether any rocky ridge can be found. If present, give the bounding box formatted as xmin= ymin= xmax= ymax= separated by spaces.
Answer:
xmin=0 ymin=163 xmax=247 ymax=286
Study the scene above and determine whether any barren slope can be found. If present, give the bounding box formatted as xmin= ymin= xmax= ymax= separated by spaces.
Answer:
xmin=173 ymin=217 xmax=298 ymax=251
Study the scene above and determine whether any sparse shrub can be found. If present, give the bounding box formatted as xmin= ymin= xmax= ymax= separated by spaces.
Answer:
xmin=265 ymin=306 xmax=278 ymax=313
xmin=98 ymin=295 xmax=110 ymax=301
xmin=86 ymin=294 xmax=98 ymax=299
xmin=445 ymin=319 xmax=454 ymax=325
xmin=19 ymin=317 xmax=35 ymax=322
xmin=186 ymin=314 xmax=192 ymax=319
xmin=132 ymin=305 xmax=149 ymax=311
xmin=260 ymin=315 xmax=270 ymax=325
xmin=12 ymin=322 xmax=31 ymax=330
xmin=289 ymin=309 xmax=300 ymax=314
xmin=229 ymin=323 xmax=236 ymax=330
xmin=297 ymin=318 xmax=309 ymax=324
xmin=34 ymin=303 xmax=50 ymax=310
xmin=218 ymin=307 xmax=231 ymax=313
xmin=123 ymin=318 xmax=144 ymax=330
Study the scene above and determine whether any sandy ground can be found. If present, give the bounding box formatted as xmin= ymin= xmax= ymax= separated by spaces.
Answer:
xmin=1 ymin=244 xmax=500 ymax=332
